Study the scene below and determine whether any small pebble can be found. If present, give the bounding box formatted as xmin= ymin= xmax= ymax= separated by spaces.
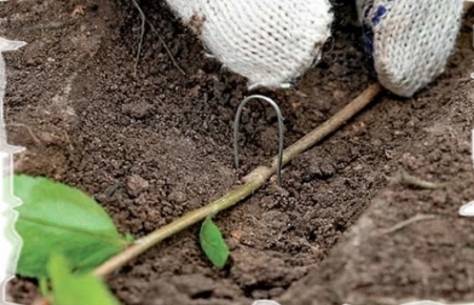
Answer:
xmin=304 ymin=161 xmax=335 ymax=181
xmin=459 ymin=201 xmax=474 ymax=217
xmin=252 ymin=301 xmax=281 ymax=305
xmin=23 ymin=40 xmax=45 ymax=66
xmin=121 ymin=101 xmax=153 ymax=119
xmin=167 ymin=188 xmax=187 ymax=203
xmin=125 ymin=174 xmax=149 ymax=197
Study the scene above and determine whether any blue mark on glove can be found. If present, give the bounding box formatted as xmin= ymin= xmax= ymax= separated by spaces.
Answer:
xmin=360 ymin=2 xmax=391 ymax=77
xmin=371 ymin=5 xmax=387 ymax=26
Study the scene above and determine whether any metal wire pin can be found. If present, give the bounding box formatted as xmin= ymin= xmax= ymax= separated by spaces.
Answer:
xmin=233 ymin=95 xmax=285 ymax=185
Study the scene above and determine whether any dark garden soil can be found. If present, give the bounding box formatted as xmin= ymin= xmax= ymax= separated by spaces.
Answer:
xmin=1 ymin=0 xmax=474 ymax=304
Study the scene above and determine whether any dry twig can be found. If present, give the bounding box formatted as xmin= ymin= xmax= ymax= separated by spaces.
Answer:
xmin=7 ymin=123 xmax=42 ymax=146
xmin=146 ymin=19 xmax=186 ymax=75
xmin=393 ymin=169 xmax=448 ymax=190
xmin=131 ymin=0 xmax=145 ymax=76
xmin=130 ymin=0 xmax=186 ymax=75
xmin=377 ymin=214 xmax=438 ymax=236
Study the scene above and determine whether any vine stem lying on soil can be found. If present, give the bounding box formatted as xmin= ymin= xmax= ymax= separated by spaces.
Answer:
xmin=93 ymin=83 xmax=382 ymax=278
xmin=32 ymin=83 xmax=382 ymax=305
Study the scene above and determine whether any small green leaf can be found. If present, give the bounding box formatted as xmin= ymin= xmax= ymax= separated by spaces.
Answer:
xmin=48 ymin=253 xmax=120 ymax=305
xmin=199 ymin=217 xmax=229 ymax=268
xmin=14 ymin=175 xmax=132 ymax=278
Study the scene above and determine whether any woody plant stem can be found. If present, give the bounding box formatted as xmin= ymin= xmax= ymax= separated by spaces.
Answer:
xmin=93 ymin=83 xmax=382 ymax=278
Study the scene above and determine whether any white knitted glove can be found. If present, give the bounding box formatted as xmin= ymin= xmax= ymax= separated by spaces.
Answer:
xmin=166 ymin=1 xmax=462 ymax=97
xmin=165 ymin=0 xmax=333 ymax=89
xmin=358 ymin=0 xmax=463 ymax=97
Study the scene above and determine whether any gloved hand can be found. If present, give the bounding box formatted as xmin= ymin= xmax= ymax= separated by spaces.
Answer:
xmin=357 ymin=0 xmax=463 ymax=97
xmin=166 ymin=0 xmax=463 ymax=97
xmin=166 ymin=0 xmax=333 ymax=89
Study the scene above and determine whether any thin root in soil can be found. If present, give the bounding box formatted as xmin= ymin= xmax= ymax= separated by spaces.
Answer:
xmin=130 ymin=0 xmax=185 ymax=75
xmin=392 ymin=169 xmax=448 ymax=190
xmin=376 ymin=214 xmax=438 ymax=236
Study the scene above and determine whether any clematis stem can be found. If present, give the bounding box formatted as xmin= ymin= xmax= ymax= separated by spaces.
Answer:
xmin=93 ymin=83 xmax=382 ymax=278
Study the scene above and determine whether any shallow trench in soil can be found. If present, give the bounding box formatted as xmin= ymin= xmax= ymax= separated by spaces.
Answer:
xmin=2 ymin=0 xmax=474 ymax=304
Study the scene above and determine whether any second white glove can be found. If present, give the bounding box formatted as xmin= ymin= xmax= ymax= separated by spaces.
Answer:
xmin=166 ymin=0 xmax=333 ymax=89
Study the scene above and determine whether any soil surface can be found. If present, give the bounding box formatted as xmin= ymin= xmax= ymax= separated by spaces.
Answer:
xmin=1 ymin=1 xmax=473 ymax=304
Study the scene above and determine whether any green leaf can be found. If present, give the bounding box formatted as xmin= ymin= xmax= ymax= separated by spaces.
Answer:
xmin=48 ymin=253 xmax=120 ymax=305
xmin=199 ymin=217 xmax=229 ymax=268
xmin=14 ymin=175 xmax=131 ymax=278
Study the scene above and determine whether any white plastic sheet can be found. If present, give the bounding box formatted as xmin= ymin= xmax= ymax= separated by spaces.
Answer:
xmin=0 ymin=36 xmax=25 ymax=305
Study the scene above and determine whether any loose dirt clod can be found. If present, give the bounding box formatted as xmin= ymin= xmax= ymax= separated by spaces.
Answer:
xmin=126 ymin=175 xmax=149 ymax=197
xmin=187 ymin=14 xmax=206 ymax=37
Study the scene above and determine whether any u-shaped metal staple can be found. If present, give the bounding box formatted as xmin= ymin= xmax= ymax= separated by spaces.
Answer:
xmin=233 ymin=95 xmax=285 ymax=185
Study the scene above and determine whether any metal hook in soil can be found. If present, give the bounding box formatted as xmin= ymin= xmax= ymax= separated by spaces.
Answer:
xmin=233 ymin=95 xmax=285 ymax=185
